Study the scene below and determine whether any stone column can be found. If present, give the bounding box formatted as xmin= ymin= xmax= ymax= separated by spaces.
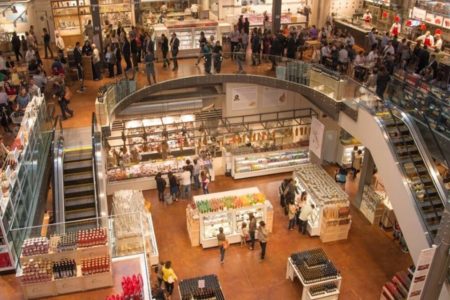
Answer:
xmin=353 ymin=149 xmax=375 ymax=208
xmin=91 ymin=0 xmax=102 ymax=51
xmin=201 ymin=0 xmax=210 ymax=11
xmin=272 ymin=0 xmax=282 ymax=33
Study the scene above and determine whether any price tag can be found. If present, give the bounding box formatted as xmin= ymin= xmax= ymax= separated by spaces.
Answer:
xmin=198 ymin=279 xmax=205 ymax=289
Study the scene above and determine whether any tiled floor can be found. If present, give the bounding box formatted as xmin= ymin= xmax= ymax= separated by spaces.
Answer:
xmin=0 ymin=57 xmax=412 ymax=299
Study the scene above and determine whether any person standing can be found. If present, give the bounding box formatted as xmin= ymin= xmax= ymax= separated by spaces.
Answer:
xmin=130 ymin=33 xmax=139 ymax=70
xmin=21 ymin=35 xmax=28 ymax=57
xmin=73 ymin=42 xmax=85 ymax=91
xmin=352 ymin=149 xmax=363 ymax=179
xmin=105 ymin=46 xmax=116 ymax=78
xmin=251 ymin=30 xmax=261 ymax=65
xmin=55 ymin=32 xmax=65 ymax=56
xmin=288 ymin=201 xmax=297 ymax=230
xmin=145 ymin=50 xmax=156 ymax=85
xmin=11 ymin=32 xmax=22 ymax=62
xmin=248 ymin=213 xmax=257 ymax=250
xmin=170 ymin=33 xmax=179 ymax=71
xmin=375 ymin=66 xmax=390 ymax=100
xmin=240 ymin=222 xmax=248 ymax=246
xmin=299 ymin=203 xmax=315 ymax=235
xmin=195 ymin=31 xmax=207 ymax=66
xmin=193 ymin=159 xmax=201 ymax=189
xmin=53 ymin=80 xmax=74 ymax=120
xmin=156 ymin=260 xmax=165 ymax=288
xmin=155 ymin=172 xmax=166 ymax=202
xmin=122 ymin=35 xmax=132 ymax=71
xmin=84 ymin=20 xmax=94 ymax=42
xmin=217 ymin=227 xmax=227 ymax=263
xmin=162 ymin=261 xmax=177 ymax=298
xmin=92 ymin=43 xmax=102 ymax=80
xmin=235 ymin=41 xmax=245 ymax=74
xmin=160 ymin=34 xmax=170 ymax=68
xmin=212 ymin=40 xmax=223 ymax=73
xmin=257 ymin=221 xmax=268 ymax=260
xmin=42 ymin=28 xmax=53 ymax=59
xmin=201 ymin=170 xmax=210 ymax=194
xmin=203 ymin=42 xmax=212 ymax=74
xmin=168 ymin=172 xmax=179 ymax=202
xmin=114 ymin=44 xmax=122 ymax=75
xmin=180 ymin=166 xmax=191 ymax=199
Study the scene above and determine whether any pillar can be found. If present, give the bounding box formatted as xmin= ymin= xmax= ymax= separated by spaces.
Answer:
xmin=91 ymin=0 xmax=102 ymax=51
xmin=134 ymin=0 xmax=141 ymax=25
xmin=272 ymin=0 xmax=282 ymax=33
xmin=201 ymin=0 xmax=210 ymax=12
xmin=353 ymin=149 xmax=375 ymax=208
xmin=310 ymin=0 xmax=332 ymax=28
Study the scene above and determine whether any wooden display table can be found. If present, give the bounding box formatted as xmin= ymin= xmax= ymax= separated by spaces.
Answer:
xmin=286 ymin=249 xmax=342 ymax=300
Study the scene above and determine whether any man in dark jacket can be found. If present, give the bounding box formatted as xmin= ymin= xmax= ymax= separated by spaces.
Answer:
xmin=122 ymin=36 xmax=132 ymax=71
xmin=11 ymin=32 xmax=22 ymax=62
xmin=270 ymin=34 xmax=283 ymax=70
xmin=73 ymin=42 xmax=85 ymax=91
xmin=417 ymin=45 xmax=430 ymax=73
xmin=42 ymin=28 xmax=54 ymax=59
xmin=170 ymin=32 xmax=179 ymax=71
xmin=155 ymin=173 xmax=166 ymax=202
xmin=130 ymin=34 xmax=138 ymax=70
xmin=251 ymin=31 xmax=261 ymax=65
xmin=161 ymin=34 xmax=169 ymax=68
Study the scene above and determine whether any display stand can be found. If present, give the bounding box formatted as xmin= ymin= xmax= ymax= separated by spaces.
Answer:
xmin=360 ymin=185 xmax=386 ymax=225
xmin=286 ymin=249 xmax=342 ymax=300
xmin=186 ymin=187 xmax=273 ymax=248
xmin=231 ymin=148 xmax=309 ymax=179
xmin=309 ymin=67 xmax=348 ymax=101
xmin=294 ymin=164 xmax=351 ymax=241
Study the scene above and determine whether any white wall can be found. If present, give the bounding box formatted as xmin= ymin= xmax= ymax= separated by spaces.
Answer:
xmin=338 ymin=108 xmax=430 ymax=263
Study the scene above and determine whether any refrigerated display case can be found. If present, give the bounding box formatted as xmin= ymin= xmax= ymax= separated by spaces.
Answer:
xmin=231 ymin=148 xmax=309 ymax=179
xmin=187 ymin=187 xmax=273 ymax=248
xmin=293 ymin=164 xmax=351 ymax=240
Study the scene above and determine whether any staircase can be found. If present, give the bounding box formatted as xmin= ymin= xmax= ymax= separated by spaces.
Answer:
xmin=378 ymin=111 xmax=445 ymax=240
xmin=63 ymin=148 xmax=97 ymax=230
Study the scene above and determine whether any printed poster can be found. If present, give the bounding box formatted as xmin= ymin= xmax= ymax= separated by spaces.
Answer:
xmin=261 ymin=87 xmax=288 ymax=108
xmin=444 ymin=18 xmax=450 ymax=29
xmin=309 ymin=117 xmax=325 ymax=159
xmin=407 ymin=247 xmax=436 ymax=298
xmin=231 ymin=86 xmax=258 ymax=111
xmin=412 ymin=7 xmax=426 ymax=20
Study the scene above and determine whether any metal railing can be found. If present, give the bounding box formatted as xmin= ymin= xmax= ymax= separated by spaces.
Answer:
xmin=51 ymin=116 xmax=65 ymax=231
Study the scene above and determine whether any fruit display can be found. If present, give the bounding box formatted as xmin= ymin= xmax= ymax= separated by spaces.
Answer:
xmin=194 ymin=193 xmax=266 ymax=214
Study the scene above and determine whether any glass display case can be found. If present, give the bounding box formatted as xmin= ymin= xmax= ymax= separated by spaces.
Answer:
xmin=202 ymin=212 xmax=234 ymax=240
xmin=232 ymin=148 xmax=310 ymax=179
xmin=234 ymin=206 xmax=264 ymax=233
xmin=0 ymin=95 xmax=51 ymax=272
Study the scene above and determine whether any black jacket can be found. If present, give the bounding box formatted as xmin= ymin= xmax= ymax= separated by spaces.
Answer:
xmin=161 ymin=36 xmax=169 ymax=52
xmin=74 ymin=47 xmax=82 ymax=65
xmin=130 ymin=39 xmax=138 ymax=54
xmin=122 ymin=40 xmax=131 ymax=58
xmin=11 ymin=36 xmax=21 ymax=50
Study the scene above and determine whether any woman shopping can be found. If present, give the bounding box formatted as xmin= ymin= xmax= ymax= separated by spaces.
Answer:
xmin=162 ymin=261 xmax=178 ymax=298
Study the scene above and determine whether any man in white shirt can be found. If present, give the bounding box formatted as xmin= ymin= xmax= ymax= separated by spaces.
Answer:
xmin=320 ymin=44 xmax=331 ymax=64
xmin=92 ymin=44 xmax=102 ymax=80
xmin=55 ymin=33 xmax=65 ymax=52
xmin=434 ymin=34 xmax=443 ymax=51
xmin=382 ymin=41 xmax=395 ymax=57
xmin=338 ymin=45 xmax=348 ymax=64
xmin=180 ymin=166 xmax=192 ymax=199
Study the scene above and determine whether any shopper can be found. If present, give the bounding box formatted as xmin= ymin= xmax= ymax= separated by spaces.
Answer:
xmin=162 ymin=261 xmax=177 ymax=298
xmin=212 ymin=41 xmax=223 ymax=73
xmin=11 ymin=32 xmax=22 ymax=62
xmin=130 ymin=33 xmax=139 ymax=70
xmin=335 ymin=166 xmax=348 ymax=186
xmin=217 ymin=227 xmax=228 ymax=263
xmin=152 ymin=283 xmax=166 ymax=300
xmin=155 ymin=172 xmax=166 ymax=202
xmin=288 ymin=201 xmax=297 ymax=230
xmin=155 ymin=260 xmax=165 ymax=287
xmin=353 ymin=149 xmax=364 ymax=179
xmin=122 ymin=36 xmax=132 ymax=72
xmin=375 ymin=66 xmax=390 ymax=100
xmin=299 ymin=203 xmax=315 ymax=235
xmin=105 ymin=46 xmax=116 ymax=78
xmin=203 ymin=42 xmax=212 ymax=74
xmin=278 ymin=178 xmax=289 ymax=208
xmin=145 ymin=50 xmax=156 ymax=85
xmin=160 ymin=34 xmax=170 ymax=68
xmin=193 ymin=159 xmax=201 ymax=189
xmin=55 ymin=32 xmax=65 ymax=56
xmin=283 ymin=179 xmax=296 ymax=216
xmin=92 ymin=44 xmax=102 ymax=80
xmin=168 ymin=171 xmax=179 ymax=201
xmin=240 ymin=222 xmax=248 ymax=246
xmin=170 ymin=32 xmax=179 ymax=71
xmin=195 ymin=31 xmax=207 ymax=66
xmin=201 ymin=170 xmax=209 ymax=194
xmin=248 ymin=213 xmax=257 ymax=250
xmin=257 ymin=221 xmax=268 ymax=260
xmin=42 ymin=28 xmax=53 ymax=59
xmin=180 ymin=166 xmax=191 ymax=200
xmin=53 ymin=80 xmax=74 ymax=120
xmin=73 ymin=42 xmax=85 ymax=89
xmin=235 ymin=41 xmax=245 ymax=74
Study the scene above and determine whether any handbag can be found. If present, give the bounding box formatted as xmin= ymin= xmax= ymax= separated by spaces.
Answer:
xmin=222 ymin=239 xmax=229 ymax=249
xmin=64 ymin=87 xmax=73 ymax=102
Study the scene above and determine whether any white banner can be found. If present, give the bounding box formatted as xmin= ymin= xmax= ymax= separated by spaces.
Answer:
xmin=407 ymin=247 xmax=437 ymax=298
xmin=231 ymin=86 xmax=258 ymax=111
xmin=309 ymin=117 xmax=325 ymax=159
xmin=261 ymin=87 xmax=288 ymax=108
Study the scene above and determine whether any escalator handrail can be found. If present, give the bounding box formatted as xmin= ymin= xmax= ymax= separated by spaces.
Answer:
xmin=92 ymin=112 xmax=100 ymax=224
xmin=52 ymin=115 xmax=65 ymax=227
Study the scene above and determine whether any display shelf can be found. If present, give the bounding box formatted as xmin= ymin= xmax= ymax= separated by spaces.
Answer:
xmin=293 ymin=164 xmax=351 ymax=239
xmin=99 ymin=0 xmax=133 ymax=28
xmin=188 ymin=187 xmax=273 ymax=248
xmin=286 ymin=249 xmax=342 ymax=300
xmin=360 ymin=185 xmax=386 ymax=225
xmin=179 ymin=274 xmax=225 ymax=300
xmin=51 ymin=0 xmax=92 ymax=38
xmin=335 ymin=142 xmax=364 ymax=168
xmin=232 ymin=148 xmax=310 ymax=179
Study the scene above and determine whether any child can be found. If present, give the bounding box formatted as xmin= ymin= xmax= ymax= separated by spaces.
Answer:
xmin=201 ymin=170 xmax=210 ymax=194
xmin=240 ymin=222 xmax=248 ymax=246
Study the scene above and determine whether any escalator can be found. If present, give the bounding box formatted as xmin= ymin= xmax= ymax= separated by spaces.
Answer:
xmin=63 ymin=148 xmax=97 ymax=228
xmin=377 ymin=110 xmax=446 ymax=239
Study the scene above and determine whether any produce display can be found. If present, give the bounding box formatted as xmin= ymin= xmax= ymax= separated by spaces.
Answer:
xmin=290 ymin=249 xmax=339 ymax=284
xmin=19 ymin=259 xmax=53 ymax=284
xmin=194 ymin=193 xmax=266 ymax=214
